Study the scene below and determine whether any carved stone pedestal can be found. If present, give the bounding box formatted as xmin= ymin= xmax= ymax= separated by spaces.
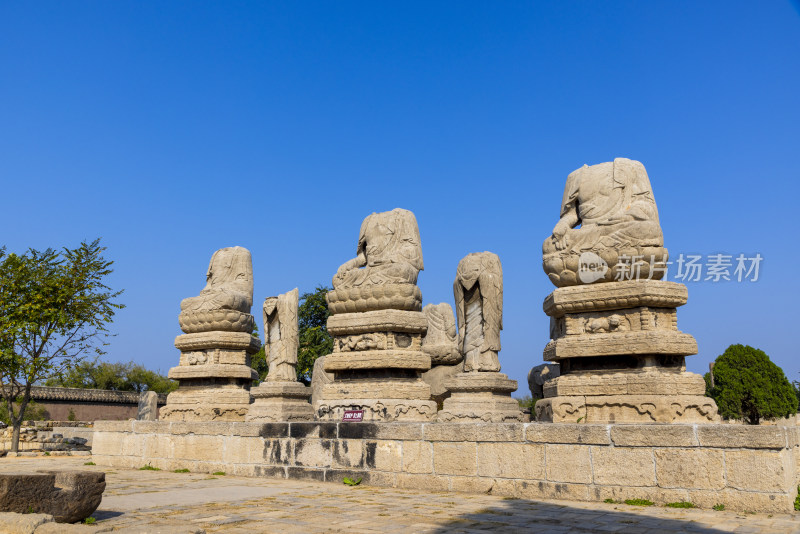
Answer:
xmin=315 ymin=306 xmax=437 ymax=422
xmin=160 ymin=331 xmax=259 ymax=422
xmin=437 ymin=372 xmax=524 ymax=422
xmin=246 ymin=381 xmax=314 ymax=422
xmin=535 ymin=280 xmax=718 ymax=424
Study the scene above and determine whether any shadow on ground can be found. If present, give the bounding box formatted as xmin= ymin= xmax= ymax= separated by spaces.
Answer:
xmin=429 ymin=498 xmax=734 ymax=534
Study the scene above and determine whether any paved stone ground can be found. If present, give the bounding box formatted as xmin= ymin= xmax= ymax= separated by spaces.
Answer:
xmin=1 ymin=457 xmax=799 ymax=533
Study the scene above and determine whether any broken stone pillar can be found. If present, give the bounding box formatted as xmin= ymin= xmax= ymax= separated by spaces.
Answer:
xmin=438 ymin=252 xmax=523 ymax=422
xmin=246 ymin=288 xmax=314 ymax=422
xmin=535 ymin=159 xmax=718 ymax=423
xmin=420 ymin=303 xmax=462 ymax=407
xmin=161 ymin=246 xmax=260 ymax=422
xmin=137 ymin=391 xmax=159 ymax=421
xmin=0 ymin=471 xmax=105 ymax=523
xmin=315 ymin=208 xmax=437 ymax=421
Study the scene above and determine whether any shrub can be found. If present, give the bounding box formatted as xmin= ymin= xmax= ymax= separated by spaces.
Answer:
xmin=706 ymin=344 xmax=797 ymax=424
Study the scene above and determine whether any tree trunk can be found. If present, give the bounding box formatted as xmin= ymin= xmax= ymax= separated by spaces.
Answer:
xmin=9 ymin=387 xmax=32 ymax=453
xmin=10 ymin=423 xmax=21 ymax=454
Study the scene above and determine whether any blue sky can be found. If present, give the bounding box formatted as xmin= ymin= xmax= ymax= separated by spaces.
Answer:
xmin=1 ymin=2 xmax=798 ymax=391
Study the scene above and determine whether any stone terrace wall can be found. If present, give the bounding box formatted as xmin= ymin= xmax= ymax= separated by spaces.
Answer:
xmin=92 ymin=421 xmax=800 ymax=513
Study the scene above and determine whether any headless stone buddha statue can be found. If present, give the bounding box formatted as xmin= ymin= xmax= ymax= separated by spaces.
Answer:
xmin=332 ymin=208 xmax=424 ymax=289
xmin=180 ymin=246 xmax=253 ymax=317
xmin=454 ymin=252 xmax=503 ymax=372
xmin=542 ymin=158 xmax=666 ymax=287
xmin=263 ymin=288 xmax=299 ymax=382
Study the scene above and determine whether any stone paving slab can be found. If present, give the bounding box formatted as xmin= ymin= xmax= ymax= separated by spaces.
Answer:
xmin=1 ymin=457 xmax=799 ymax=533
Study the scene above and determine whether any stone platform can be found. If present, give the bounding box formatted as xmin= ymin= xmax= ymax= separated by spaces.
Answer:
xmin=92 ymin=420 xmax=800 ymax=513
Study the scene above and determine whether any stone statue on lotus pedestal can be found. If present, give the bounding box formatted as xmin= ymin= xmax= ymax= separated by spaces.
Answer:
xmin=437 ymin=252 xmax=523 ymax=423
xmin=161 ymin=246 xmax=260 ymax=422
xmin=536 ymin=159 xmax=718 ymax=424
xmin=316 ymin=208 xmax=437 ymax=422
xmin=246 ymin=288 xmax=315 ymax=422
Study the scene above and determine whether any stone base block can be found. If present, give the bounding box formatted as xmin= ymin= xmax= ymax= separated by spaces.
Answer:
xmin=535 ymin=394 xmax=719 ymax=424
xmin=321 ymin=379 xmax=431 ymax=400
xmin=437 ymin=372 xmax=524 ymax=423
xmin=246 ymin=382 xmax=314 ymax=422
xmin=315 ymin=398 xmax=437 ymax=422
xmin=324 ymin=350 xmax=431 ymax=371
xmin=168 ymin=363 xmax=258 ymax=380
xmin=161 ymin=386 xmax=252 ymax=422
xmin=327 ymin=309 xmax=428 ymax=335
xmin=544 ymin=330 xmax=698 ymax=360
xmin=543 ymin=370 xmax=706 ymax=397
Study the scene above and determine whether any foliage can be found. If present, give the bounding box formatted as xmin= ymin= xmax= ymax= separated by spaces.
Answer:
xmin=251 ymin=286 xmax=332 ymax=386
xmin=84 ymin=461 xmax=96 ymax=466
xmin=343 ymin=476 xmax=362 ymax=486
xmin=706 ymin=344 xmax=798 ymax=424
xmin=603 ymin=498 xmax=617 ymax=504
xmin=795 ymin=486 xmax=800 ymax=511
xmin=712 ymin=503 xmax=726 ymax=511
xmin=514 ymin=395 xmax=537 ymax=410
xmin=174 ymin=468 xmax=190 ymax=473
xmin=666 ymin=501 xmax=695 ymax=508
xmin=212 ymin=471 xmax=226 ymax=476
xmin=84 ymin=517 xmax=96 ymax=525
xmin=624 ymin=499 xmax=654 ymax=506
xmin=0 ymin=398 xmax=47 ymax=425
xmin=0 ymin=240 xmax=123 ymax=452
xmin=67 ymin=408 xmax=76 ymax=421
xmin=44 ymin=357 xmax=177 ymax=394
xmin=139 ymin=464 xmax=160 ymax=471
xmin=297 ymin=286 xmax=333 ymax=385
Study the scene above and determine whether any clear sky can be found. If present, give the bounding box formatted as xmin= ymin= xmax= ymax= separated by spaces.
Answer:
xmin=1 ymin=2 xmax=798 ymax=391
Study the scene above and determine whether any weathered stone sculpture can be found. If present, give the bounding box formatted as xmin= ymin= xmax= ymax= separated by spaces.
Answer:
xmin=137 ymin=390 xmax=158 ymax=421
xmin=542 ymin=158 xmax=668 ymax=287
xmin=420 ymin=303 xmax=462 ymax=406
xmin=527 ymin=363 xmax=560 ymax=400
xmin=438 ymin=252 xmax=523 ymax=422
xmin=0 ymin=471 xmax=105 ymax=523
xmin=161 ymin=247 xmax=259 ymax=422
xmin=246 ymin=288 xmax=314 ymax=422
xmin=536 ymin=160 xmax=718 ymax=423
xmin=317 ymin=209 xmax=437 ymax=421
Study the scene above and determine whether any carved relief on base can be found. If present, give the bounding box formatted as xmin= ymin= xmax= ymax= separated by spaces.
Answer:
xmin=315 ymin=399 xmax=437 ymax=422
xmin=535 ymin=394 xmax=719 ymax=424
xmin=158 ymin=405 xmax=250 ymax=422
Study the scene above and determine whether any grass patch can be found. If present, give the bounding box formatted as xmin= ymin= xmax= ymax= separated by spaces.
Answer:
xmin=84 ymin=461 xmax=96 ymax=466
xmin=624 ymin=499 xmax=654 ymax=507
xmin=603 ymin=498 xmax=618 ymax=504
xmin=43 ymin=451 xmax=50 ymax=456
xmin=712 ymin=503 xmax=726 ymax=511
xmin=83 ymin=517 xmax=96 ymax=524
xmin=795 ymin=485 xmax=800 ymax=511
xmin=212 ymin=471 xmax=226 ymax=476
xmin=173 ymin=468 xmax=190 ymax=473
xmin=666 ymin=501 xmax=695 ymax=509
xmin=139 ymin=464 xmax=161 ymax=471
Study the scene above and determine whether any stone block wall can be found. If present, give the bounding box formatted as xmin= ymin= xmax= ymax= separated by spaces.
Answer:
xmin=92 ymin=421 xmax=800 ymax=513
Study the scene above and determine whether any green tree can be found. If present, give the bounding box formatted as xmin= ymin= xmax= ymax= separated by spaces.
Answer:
xmin=0 ymin=240 xmax=123 ymax=452
xmin=249 ymin=286 xmax=332 ymax=385
xmin=44 ymin=357 xmax=177 ymax=394
xmin=705 ymin=344 xmax=798 ymax=424
xmin=297 ymin=286 xmax=332 ymax=385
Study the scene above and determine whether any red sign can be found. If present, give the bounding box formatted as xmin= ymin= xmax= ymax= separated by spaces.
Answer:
xmin=342 ymin=410 xmax=364 ymax=422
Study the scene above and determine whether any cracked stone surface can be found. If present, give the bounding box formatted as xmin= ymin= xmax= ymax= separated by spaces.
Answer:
xmin=1 ymin=457 xmax=798 ymax=533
